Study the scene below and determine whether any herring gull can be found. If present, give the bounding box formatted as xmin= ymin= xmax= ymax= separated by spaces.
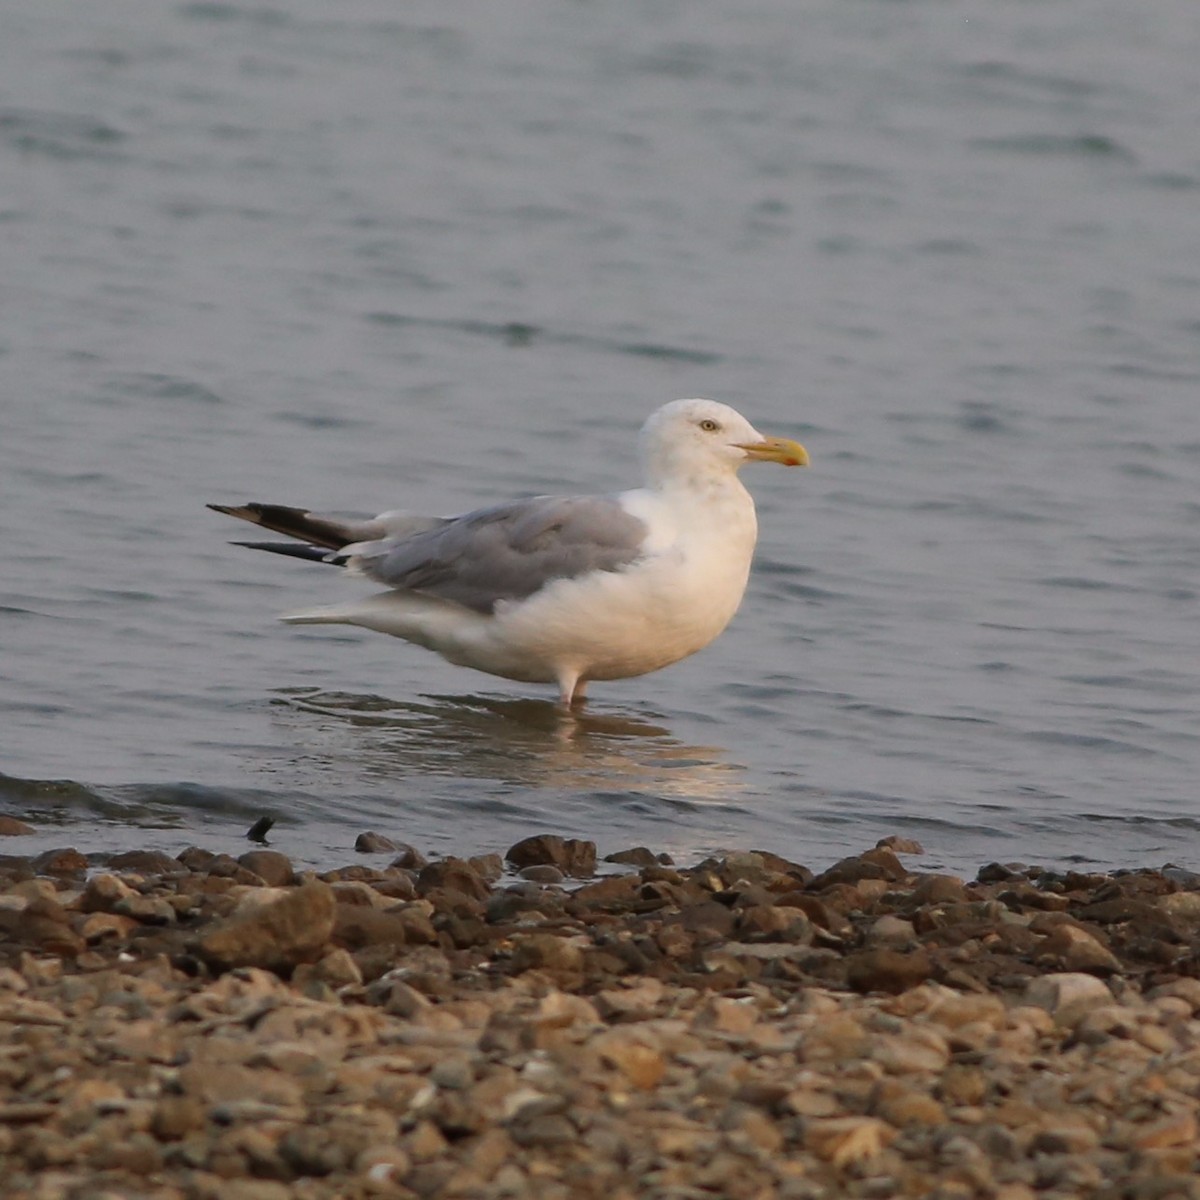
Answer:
xmin=209 ymin=398 xmax=808 ymax=706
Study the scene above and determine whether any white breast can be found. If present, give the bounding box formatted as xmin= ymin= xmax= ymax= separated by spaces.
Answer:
xmin=471 ymin=477 xmax=760 ymax=684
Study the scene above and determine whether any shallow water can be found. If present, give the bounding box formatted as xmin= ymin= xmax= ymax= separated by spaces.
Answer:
xmin=3 ymin=0 xmax=1199 ymax=874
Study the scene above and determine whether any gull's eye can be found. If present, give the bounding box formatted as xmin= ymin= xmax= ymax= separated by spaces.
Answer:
xmin=699 ymin=418 xmax=720 ymax=433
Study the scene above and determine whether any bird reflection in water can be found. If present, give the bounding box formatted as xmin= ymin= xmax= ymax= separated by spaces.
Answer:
xmin=269 ymin=687 xmax=743 ymax=805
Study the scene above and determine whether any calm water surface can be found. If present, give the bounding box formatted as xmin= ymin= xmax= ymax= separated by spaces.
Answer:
xmin=2 ymin=0 xmax=1198 ymax=873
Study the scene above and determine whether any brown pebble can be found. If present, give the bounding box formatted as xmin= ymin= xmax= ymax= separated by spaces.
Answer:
xmin=1131 ymin=1109 xmax=1197 ymax=1150
xmin=417 ymin=857 xmax=492 ymax=901
xmin=0 ymin=817 xmax=35 ymax=836
xmin=151 ymin=1096 xmax=207 ymax=1141
xmin=81 ymin=872 xmax=136 ymax=913
xmin=513 ymin=864 xmax=561 ymax=886
xmin=908 ymin=873 xmax=968 ymax=906
xmin=468 ymin=853 xmax=505 ymax=882
xmin=354 ymin=831 xmax=398 ymax=853
xmin=105 ymin=849 xmax=186 ymax=875
xmin=334 ymin=903 xmax=436 ymax=949
xmin=1036 ymin=923 xmax=1121 ymax=975
xmin=30 ymin=848 xmax=88 ymax=878
xmin=604 ymin=846 xmax=664 ymax=868
xmin=845 ymin=948 xmax=934 ymax=994
xmin=568 ymin=874 xmax=641 ymax=910
xmin=876 ymin=835 xmax=925 ymax=855
xmin=774 ymin=891 xmax=853 ymax=936
xmin=237 ymin=850 xmax=295 ymax=887
xmin=176 ymin=845 xmax=218 ymax=871
xmin=194 ymin=879 xmax=336 ymax=974
xmin=506 ymin=834 xmax=597 ymax=878
xmin=510 ymin=933 xmax=584 ymax=975
xmin=388 ymin=843 xmax=428 ymax=870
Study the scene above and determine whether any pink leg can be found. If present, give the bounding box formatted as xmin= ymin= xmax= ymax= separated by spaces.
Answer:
xmin=556 ymin=669 xmax=586 ymax=709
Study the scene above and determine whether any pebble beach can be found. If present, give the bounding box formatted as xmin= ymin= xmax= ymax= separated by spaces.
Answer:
xmin=2 ymin=831 xmax=1200 ymax=1199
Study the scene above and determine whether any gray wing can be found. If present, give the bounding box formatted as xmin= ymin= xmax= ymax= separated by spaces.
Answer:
xmin=348 ymin=495 xmax=649 ymax=614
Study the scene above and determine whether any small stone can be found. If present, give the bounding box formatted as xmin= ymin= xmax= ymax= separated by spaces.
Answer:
xmin=329 ymin=880 xmax=391 ymax=909
xmin=534 ymin=990 xmax=600 ymax=1031
xmin=177 ymin=845 xmax=217 ymax=871
xmin=355 ymin=831 xmax=398 ymax=853
xmin=31 ymin=848 xmax=88 ymax=878
xmin=1132 ymin=1109 xmax=1197 ymax=1150
xmin=518 ymin=864 xmax=565 ymax=885
xmin=105 ymin=849 xmax=186 ymax=875
xmin=1158 ymin=891 xmax=1200 ymax=919
xmin=736 ymin=903 xmax=806 ymax=940
xmin=927 ymin=993 xmax=1006 ymax=1031
xmin=1037 ymin=923 xmax=1121 ymax=974
xmin=237 ymin=850 xmax=295 ymax=887
xmin=1023 ymin=972 xmax=1113 ymax=1018
xmin=875 ymin=1088 xmax=946 ymax=1128
xmin=294 ymin=947 xmax=363 ymax=989
xmin=510 ymin=1113 xmax=577 ymax=1148
xmin=696 ymin=995 xmax=760 ymax=1034
xmin=335 ymin=903 xmax=436 ymax=948
xmin=79 ymin=911 xmax=139 ymax=943
xmin=774 ymin=892 xmax=853 ymax=937
xmin=81 ymin=873 xmax=136 ymax=912
xmin=430 ymin=1057 xmax=473 ymax=1090
xmin=595 ymin=977 xmax=666 ymax=1020
xmin=389 ymin=843 xmax=428 ymax=870
xmin=113 ymin=893 xmax=177 ymax=924
xmin=806 ymin=1117 xmax=895 ymax=1168
xmin=810 ymin=848 xmax=907 ymax=889
xmin=876 ymin=836 xmax=925 ymax=855
xmin=977 ymin=862 xmax=1026 ymax=882
xmin=376 ymin=979 xmax=433 ymax=1018
xmin=594 ymin=1030 xmax=667 ymax=1089
xmin=407 ymin=1119 xmax=450 ymax=1161
xmin=417 ymin=857 xmax=491 ymax=900
xmin=723 ymin=1105 xmax=784 ymax=1153
xmin=0 ymin=817 xmax=35 ymax=836
xmin=937 ymin=1065 xmax=987 ymax=1106
xmin=604 ymin=847 xmax=664 ymax=868
xmin=506 ymin=834 xmax=596 ymax=878
xmin=194 ymin=879 xmax=336 ymax=974
xmin=151 ymin=1096 xmax=206 ymax=1141
xmin=205 ymin=853 xmax=268 ymax=884
xmin=846 ymin=949 xmax=933 ymax=994
xmin=873 ymin=1029 xmax=950 ymax=1074
xmin=468 ymin=853 xmax=504 ymax=882
xmin=1147 ymin=978 xmax=1200 ymax=1013
xmin=867 ymin=915 xmax=917 ymax=945
xmin=909 ymin=874 xmax=968 ymax=905
xmin=1031 ymin=1117 xmax=1100 ymax=1155
xmin=510 ymin=933 xmax=584 ymax=975
xmin=569 ymin=875 xmax=640 ymax=908
xmin=356 ymin=1145 xmax=412 ymax=1183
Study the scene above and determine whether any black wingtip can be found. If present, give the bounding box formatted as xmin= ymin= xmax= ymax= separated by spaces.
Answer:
xmin=231 ymin=540 xmax=345 ymax=565
xmin=208 ymin=502 xmax=353 ymax=550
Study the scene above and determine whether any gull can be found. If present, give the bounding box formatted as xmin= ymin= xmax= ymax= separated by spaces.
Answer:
xmin=209 ymin=398 xmax=808 ymax=707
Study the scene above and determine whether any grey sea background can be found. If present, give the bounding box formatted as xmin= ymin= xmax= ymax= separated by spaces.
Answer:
xmin=3 ymin=0 xmax=1198 ymax=875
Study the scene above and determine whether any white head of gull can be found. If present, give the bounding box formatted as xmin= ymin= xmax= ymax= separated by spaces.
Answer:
xmin=210 ymin=398 xmax=808 ymax=707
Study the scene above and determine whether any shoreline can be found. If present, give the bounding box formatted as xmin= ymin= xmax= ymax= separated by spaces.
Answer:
xmin=2 ymin=835 xmax=1199 ymax=1198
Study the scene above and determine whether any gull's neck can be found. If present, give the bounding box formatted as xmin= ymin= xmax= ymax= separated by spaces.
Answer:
xmin=644 ymin=460 xmax=752 ymax=508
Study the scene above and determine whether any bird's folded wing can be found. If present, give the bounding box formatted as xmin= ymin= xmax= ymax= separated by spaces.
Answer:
xmin=345 ymin=495 xmax=649 ymax=613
